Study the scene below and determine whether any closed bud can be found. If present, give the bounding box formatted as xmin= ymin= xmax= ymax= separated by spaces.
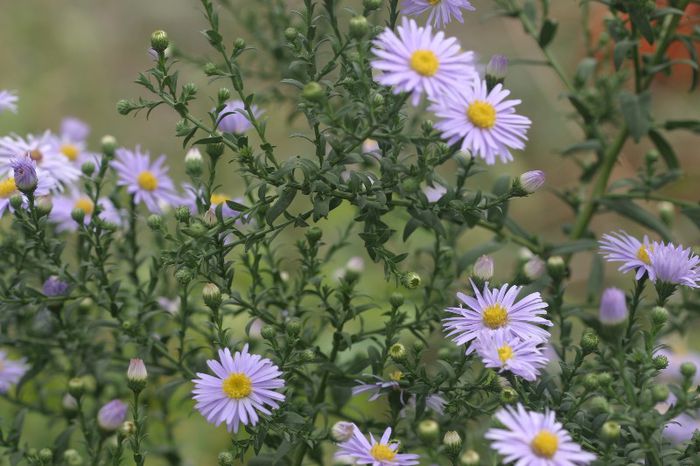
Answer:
xmin=460 ymin=450 xmax=480 ymax=465
xmin=217 ymin=87 xmax=231 ymax=102
xmin=372 ymin=93 xmax=385 ymax=107
xmin=645 ymin=149 xmax=659 ymax=165
xmin=401 ymin=272 xmax=421 ymax=289
xmin=443 ymin=431 xmax=462 ymax=454
xmin=217 ymin=452 xmax=235 ymax=466
xmin=412 ymin=340 xmax=425 ymax=353
xmin=306 ymin=226 xmax=323 ymax=244
xmin=81 ymin=161 xmax=95 ymax=177
xmin=63 ymin=449 xmax=83 ymax=466
xmin=418 ymin=419 xmax=439 ymax=443
xmin=183 ymin=82 xmax=198 ymax=96
xmin=652 ymin=355 xmax=669 ymax=370
xmin=599 ymin=287 xmax=627 ymax=326
xmin=147 ymin=214 xmax=162 ymax=230
xmin=101 ymin=135 xmax=117 ymax=156
xmin=71 ymin=208 xmax=85 ymax=224
xmin=284 ymin=27 xmax=298 ymax=41
xmin=600 ymin=421 xmax=621 ymax=442
xmin=583 ymin=373 xmax=598 ymax=391
xmin=651 ymin=306 xmax=668 ymax=327
xmin=473 ymin=255 xmax=494 ymax=280
xmin=234 ymin=38 xmax=246 ymax=50
xmin=389 ymin=343 xmax=407 ymax=362
xmin=127 ymin=358 xmax=148 ymax=391
xmin=401 ymin=177 xmax=420 ymax=193
xmin=286 ymin=318 xmax=301 ymax=336
xmin=175 ymin=268 xmax=194 ymax=286
xmin=206 ymin=142 xmax=225 ymax=158
xmin=546 ymin=256 xmax=566 ymax=280
xmin=331 ymin=421 xmax=356 ymax=442
xmin=514 ymin=170 xmax=545 ymax=195
xmin=9 ymin=194 xmax=23 ymax=210
xmin=67 ymin=377 xmax=85 ymax=398
xmin=62 ymin=393 xmax=78 ymax=414
xmin=302 ymin=81 xmax=325 ymax=102
xmin=500 ymin=386 xmax=518 ymax=404
xmin=175 ymin=206 xmax=191 ymax=223
xmin=349 ymin=16 xmax=369 ymax=39
xmin=652 ymin=384 xmax=669 ymax=402
xmin=184 ymin=148 xmax=203 ymax=178
xmin=523 ymin=256 xmax=546 ymax=281
xmin=300 ymin=349 xmax=315 ymax=362
xmin=120 ymin=421 xmax=136 ymax=438
xmin=204 ymin=62 xmax=219 ymax=76
xmin=12 ymin=156 xmax=38 ymax=194
xmin=34 ymin=196 xmax=51 ymax=217
xmin=363 ymin=0 xmax=382 ymax=10
xmin=597 ymin=372 xmax=612 ymax=387
xmin=658 ymin=201 xmax=674 ymax=227
xmin=116 ymin=99 xmax=132 ymax=115
xmin=580 ymin=331 xmax=599 ymax=354
xmin=261 ymin=325 xmax=276 ymax=340
xmin=486 ymin=54 xmax=508 ymax=88
xmin=202 ymin=283 xmax=222 ymax=309
xmin=589 ymin=395 xmax=610 ymax=415
xmin=389 ymin=292 xmax=404 ymax=308
xmin=38 ymin=448 xmax=53 ymax=462
xmin=680 ymin=362 xmax=697 ymax=379
xmin=150 ymin=30 xmax=169 ymax=53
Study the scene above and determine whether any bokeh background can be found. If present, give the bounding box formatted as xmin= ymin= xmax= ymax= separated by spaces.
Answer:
xmin=1 ymin=0 xmax=699 ymax=463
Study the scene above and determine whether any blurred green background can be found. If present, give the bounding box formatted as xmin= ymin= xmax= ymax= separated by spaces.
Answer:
xmin=1 ymin=0 xmax=698 ymax=464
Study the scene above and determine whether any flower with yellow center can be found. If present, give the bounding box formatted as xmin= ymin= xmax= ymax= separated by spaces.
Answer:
xmin=61 ymin=144 xmax=80 ymax=162
xmin=636 ymin=245 xmax=651 ymax=265
xmin=410 ymin=50 xmax=440 ymax=77
xmin=74 ymin=198 xmax=95 ymax=215
xmin=211 ymin=193 xmax=230 ymax=205
xmin=137 ymin=171 xmax=158 ymax=192
xmin=0 ymin=177 xmax=17 ymax=198
xmin=221 ymin=372 xmax=253 ymax=399
xmin=370 ymin=444 xmax=397 ymax=461
xmin=482 ymin=303 xmax=508 ymax=329
xmin=530 ymin=430 xmax=558 ymax=458
xmin=497 ymin=344 xmax=513 ymax=363
xmin=427 ymin=0 xmax=441 ymax=5
xmin=467 ymin=100 xmax=497 ymax=129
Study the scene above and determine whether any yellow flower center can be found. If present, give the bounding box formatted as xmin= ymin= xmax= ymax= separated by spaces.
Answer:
xmin=222 ymin=372 xmax=252 ymax=399
xmin=427 ymin=0 xmax=441 ymax=4
xmin=61 ymin=144 xmax=80 ymax=161
xmin=482 ymin=303 xmax=508 ymax=329
xmin=30 ymin=149 xmax=43 ymax=163
xmin=211 ymin=193 xmax=230 ymax=206
xmin=137 ymin=171 xmax=158 ymax=191
xmin=497 ymin=344 xmax=513 ymax=363
xmin=370 ymin=444 xmax=397 ymax=461
xmin=467 ymin=100 xmax=497 ymax=129
xmin=74 ymin=197 xmax=95 ymax=215
xmin=0 ymin=177 xmax=17 ymax=198
xmin=637 ymin=245 xmax=651 ymax=265
xmin=410 ymin=50 xmax=440 ymax=77
xmin=389 ymin=370 xmax=403 ymax=381
xmin=530 ymin=430 xmax=559 ymax=458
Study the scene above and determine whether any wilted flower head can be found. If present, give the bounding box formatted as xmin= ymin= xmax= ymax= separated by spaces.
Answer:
xmin=401 ymin=0 xmax=475 ymax=28
xmin=0 ymin=351 xmax=29 ymax=393
xmin=97 ymin=399 xmax=128 ymax=431
xmin=473 ymin=255 xmax=494 ymax=280
xmin=216 ymin=100 xmax=262 ymax=134
xmin=335 ymin=425 xmax=420 ymax=465
xmin=42 ymin=276 xmax=70 ymax=297
xmin=599 ymin=287 xmax=627 ymax=325
xmin=0 ymin=90 xmax=18 ymax=114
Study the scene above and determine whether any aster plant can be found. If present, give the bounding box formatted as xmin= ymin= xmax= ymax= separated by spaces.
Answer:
xmin=1 ymin=0 xmax=700 ymax=465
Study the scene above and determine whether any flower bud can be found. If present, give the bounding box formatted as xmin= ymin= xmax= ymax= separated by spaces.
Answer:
xmin=306 ymin=226 xmax=323 ymax=244
xmin=9 ymin=194 xmax=23 ymax=210
xmin=185 ymin=147 xmax=203 ymax=177
xmin=418 ymin=419 xmax=439 ymax=443
xmin=349 ymin=16 xmax=369 ymax=39
xmin=67 ymin=377 xmax=85 ymax=398
xmin=286 ymin=318 xmax=301 ymax=336
xmin=651 ymin=306 xmax=668 ymax=327
xmin=175 ymin=206 xmax=191 ymax=223
xmin=38 ymin=448 xmax=53 ymax=462
xmin=401 ymin=272 xmax=421 ymax=289
xmin=681 ymin=362 xmax=697 ymax=379
xmin=150 ymin=30 xmax=169 ymax=53
xmin=599 ymin=287 xmax=627 ymax=326
xmin=175 ymin=268 xmax=194 ymax=286
xmin=486 ymin=55 xmax=508 ymax=87
xmin=206 ymin=142 xmax=225 ymax=158
xmin=658 ymin=201 xmax=674 ymax=227
xmin=400 ymin=177 xmax=420 ymax=193
xmin=473 ymin=255 xmax=494 ymax=280
xmin=363 ymin=0 xmax=382 ymax=11
xmin=652 ymin=384 xmax=669 ymax=402
xmin=11 ymin=155 xmax=38 ymax=194
xmin=101 ymin=135 xmax=117 ymax=156
xmin=546 ymin=256 xmax=566 ymax=280
xmin=147 ymin=214 xmax=162 ymax=230
xmin=580 ymin=331 xmax=599 ymax=354
xmin=389 ymin=293 xmax=404 ymax=308
xmin=204 ymin=62 xmax=219 ymax=76
xmin=589 ymin=395 xmax=610 ymax=415
xmin=302 ymin=82 xmax=325 ymax=102
xmin=443 ymin=431 xmax=462 ymax=455
xmin=62 ymin=393 xmax=78 ymax=414
xmin=217 ymin=87 xmax=231 ymax=103
xmin=202 ymin=283 xmax=222 ymax=309
xmin=389 ymin=343 xmax=407 ymax=362
xmin=597 ymin=372 xmax=612 ymax=387
xmin=372 ymin=93 xmax=385 ymax=107
xmin=183 ymin=82 xmax=198 ymax=96
xmin=600 ymin=421 xmax=621 ymax=442
xmin=331 ymin=421 xmax=356 ymax=442
xmin=645 ymin=149 xmax=659 ymax=165
xmin=116 ymin=99 xmax=132 ymax=115
xmin=300 ymin=349 xmax=315 ymax=362
xmin=218 ymin=452 xmax=235 ymax=466
xmin=119 ymin=421 xmax=136 ymax=438
xmin=284 ymin=27 xmax=298 ymax=41
xmin=97 ymin=399 xmax=128 ymax=431
xmin=43 ymin=276 xmax=70 ymax=297
xmin=652 ymin=355 xmax=669 ymax=370
xmin=500 ymin=386 xmax=518 ymax=404
xmin=523 ymin=256 xmax=546 ymax=281
xmin=234 ymin=38 xmax=246 ymax=50
xmin=261 ymin=325 xmax=276 ymax=340
xmin=63 ymin=449 xmax=83 ymax=466
xmin=71 ymin=207 xmax=86 ymax=224
xmin=515 ymin=170 xmax=545 ymax=195
xmin=127 ymin=358 xmax=148 ymax=391
xmin=583 ymin=373 xmax=598 ymax=391
xmin=460 ymin=450 xmax=480 ymax=466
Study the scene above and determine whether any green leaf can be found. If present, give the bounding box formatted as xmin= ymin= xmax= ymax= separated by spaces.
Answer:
xmin=600 ymin=199 xmax=672 ymax=241
xmin=265 ymin=186 xmax=296 ymax=225
xmin=538 ymin=19 xmax=558 ymax=47
xmin=648 ymin=129 xmax=679 ymax=170
xmin=550 ymin=239 xmax=598 ymax=255
xmin=619 ymin=91 xmax=651 ymax=142
xmin=613 ymin=40 xmax=635 ymax=70
xmin=663 ymin=119 xmax=700 ymax=133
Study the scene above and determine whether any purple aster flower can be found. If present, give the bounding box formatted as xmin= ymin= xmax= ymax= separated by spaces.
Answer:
xmin=42 ymin=276 xmax=70 ymax=297
xmin=664 ymin=412 xmax=700 ymax=444
xmin=0 ymin=175 xmax=19 ymax=215
xmin=430 ymin=79 xmax=531 ymax=165
xmin=401 ymin=0 xmax=475 ymax=28
xmin=335 ymin=424 xmax=420 ymax=465
xmin=473 ymin=330 xmax=549 ymax=382
xmin=52 ymin=117 xmax=100 ymax=169
xmin=111 ymin=147 xmax=181 ymax=213
xmin=10 ymin=154 xmax=38 ymax=193
xmin=0 ymin=90 xmax=18 ymax=114
xmin=216 ymin=100 xmax=262 ymax=134
xmin=61 ymin=117 xmax=90 ymax=142
xmin=191 ymin=345 xmax=285 ymax=433
xmin=486 ymin=404 xmax=596 ymax=464
xmin=0 ymin=351 xmax=29 ymax=393
xmin=352 ymin=375 xmax=400 ymax=401
xmin=422 ymin=184 xmax=447 ymax=203
xmin=49 ymin=190 xmax=122 ymax=231
xmin=647 ymin=241 xmax=699 ymax=288
xmin=443 ymin=280 xmax=552 ymax=353
xmin=97 ymin=399 xmax=128 ymax=431
xmin=0 ymin=132 xmax=81 ymax=191
xmin=598 ymin=230 xmax=654 ymax=280
xmin=371 ymin=17 xmax=477 ymax=106
xmin=599 ymin=287 xmax=627 ymax=325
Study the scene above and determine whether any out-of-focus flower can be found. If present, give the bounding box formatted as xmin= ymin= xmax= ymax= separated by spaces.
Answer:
xmin=216 ymin=100 xmax=262 ymax=134
xmin=431 ymin=80 xmax=531 ymax=165
xmin=332 ymin=421 xmax=357 ymax=442
xmin=371 ymin=18 xmax=477 ymax=106
xmin=97 ymin=399 xmax=128 ymax=431
xmin=51 ymin=117 xmax=100 ymax=169
xmin=157 ymin=296 xmax=181 ymax=315
xmin=42 ymin=276 xmax=70 ymax=297
xmin=0 ymin=351 xmax=29 ymax=393
xmin=401 ymin=0 xmax=475 ymax=28
xmin=335 ymin=424 xmax=420 ymax=465
xmin=523 ymin=256 xmax=546 ymax=280
xmin=0 ymin=90 xmax=18 ymax=114
xmin=191 ymin=345 xmax=285 ymax=433
xmin=473 ymin=255 xmax=494 ymax=280
xmin=50 ymin=190 xmax=122 ymax=231
xmin=352 ymin=375 xmax=400 ymax=401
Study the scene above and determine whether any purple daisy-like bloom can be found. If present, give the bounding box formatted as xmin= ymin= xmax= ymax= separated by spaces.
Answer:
xmin=486 ymin=404 xmax=596 ymax=465
xmin=664 ymin=412 xmax=700 ymax=444
xmin=52 ymin=117 xmax=101 ymax=169
xmin=647 ymin=241 xmax=699 ymax=288
xmin=97 ymin=399 xmax=128 ymax=431
xmin=473 ymin=330 xmax=549 ymax=382
xmin=191 ymin=345 xmax=285 ymax=433
xmin=0 ymin=90 xmax=18 ymax=114
xmin=42 ymin=276 xmax=70 ymax=297
xmin=111 ymin=147 xmax=181 ymax=213
xmin=430 ymin=79 xmax=531 ymax=164
xmin=401 ymin=0 xmax=475 ymax=28
xmin=49 ymin=190 xmax=122 ymax=231
xmin=443 ymin=280 xmax=552 ymax=353
xmin=598 ymin=230 xmax=654 ymax=280
xmin=371 ymin=17 xmax=477 ymax=106
xmin=335 ymin=424 xmax=420 ymax=466
xmin=352 ymin=375 xmax=400 ymax=402
xmin=216 ymin=100 xmax=262 ymax=134
xmin=0 ymin=351 xmax=29 ymax=393
xmin=61 ymin=117 xmax=90 ymax=142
